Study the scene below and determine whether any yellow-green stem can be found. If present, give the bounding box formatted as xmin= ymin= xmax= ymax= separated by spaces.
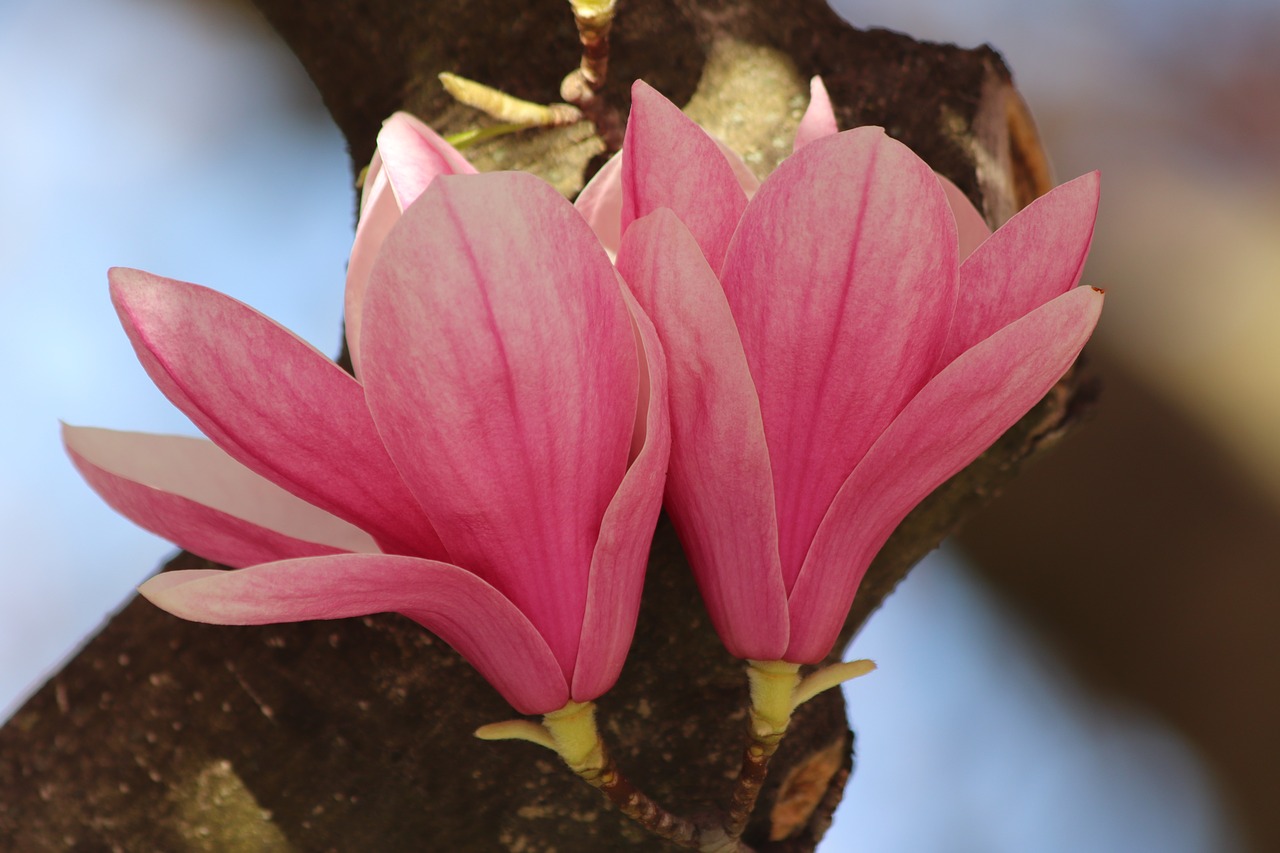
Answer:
xmin=747 ymin=660 xmax=802 ymax=738
xmin=541 ymin=700 xmax=606 ymax=778
xmin=723 ymin=659 xmax=876 ymax=841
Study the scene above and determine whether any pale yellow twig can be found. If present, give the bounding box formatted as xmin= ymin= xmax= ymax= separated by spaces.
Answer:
xmin=439 ymin=72 xmax=582 ymax=127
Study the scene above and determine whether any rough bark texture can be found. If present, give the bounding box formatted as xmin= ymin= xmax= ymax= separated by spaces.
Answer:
xmin=0 ymin=1 xmax=1092 ymax=850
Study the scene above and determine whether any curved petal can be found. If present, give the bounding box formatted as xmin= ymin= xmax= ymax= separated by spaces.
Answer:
xmin=357 ymin=148 xmax=384 ymax=217
xmin=794 ymin=76 xmax=838 ymax=152
xmin=938 ymin=174 xmax=992 ymax=263
xmin=616 ymin=210 xmax=789 ymax=660
xmin=786 ymin=286 xmax=1104 ymax=662
xmin=622 ymin=80 xmax=748 ymax=272
xmin=65 ymin=425 xmax=374 ymax=567
xmin=346 ymin=114 xmax=477 ymax=374
xmin=575 ymin=151 xmax=624 ymax=258
xmin=139 ymin=555 xmax=569 ymax=715
xmin=571 ymin=284 xmax=671 ymax=700
xmin=941 ymin=171 xmax=1100 ymax=364
xmin=575 ymin=144 xmax=756 ymax=261
xmin=109 ymin=267 xmax=444 ymax=559
xmin=376 ymin=112 xmax=477 ymax=211
xmin=721 ymin=127 xmax=959 ymax=588
xmin=362 ymin=172 xmax=636 ymax=674
xmin=346 ymin=161 xmax=400 ymax=376
xmin=714 ymin=138 xmax=762 ymax=199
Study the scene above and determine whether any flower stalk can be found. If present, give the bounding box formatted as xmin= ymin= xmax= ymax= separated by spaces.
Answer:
xmin=723 ymin=660 xmax=876 ymax=840
xmin=478 ymin=702 xmax=704 ymax=849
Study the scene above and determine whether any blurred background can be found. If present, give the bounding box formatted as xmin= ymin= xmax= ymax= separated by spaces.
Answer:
xmin=1 ymin=0 xmax=1276 ymax=849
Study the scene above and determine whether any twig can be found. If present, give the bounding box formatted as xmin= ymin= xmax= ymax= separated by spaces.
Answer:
xmin=478 ymin=702 xmax=708 ymax=849
xmin=561 ymin=0 xmax=624 ymax=151
xmin=438 ymin=72 xmax=582 ymax=127
xmin=721 ymin=661 xmax=876 ymax=842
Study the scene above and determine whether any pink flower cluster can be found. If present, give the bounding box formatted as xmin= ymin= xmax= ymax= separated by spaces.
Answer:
xmin=67 ymin=78 xmax=1102 ymax=714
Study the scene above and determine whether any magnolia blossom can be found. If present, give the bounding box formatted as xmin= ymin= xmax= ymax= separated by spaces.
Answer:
xmin=66 ymin=171 xmax=670 ymax=715
xmin=613 ymin=80 xmax=1104 ymax=664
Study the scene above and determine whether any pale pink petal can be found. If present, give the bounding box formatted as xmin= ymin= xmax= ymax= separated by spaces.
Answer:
xmin=348 ymin=161 xmax=396 ymax=373
xmin=575 ymin=152 xmax=625 ymax=258
xmin=65 ymin=424 xmax=378 ymax=564
xmin=714 ymin=138 xmax=762 ymax=198
xmin=721 ymin=127 xmax=959 ymax=589
xmin=346 ymin=162 xmax=401 ymax=376
xmin=794 ymin=77 xmax=838 ymax=152
xmin=786 ymin=286 xmax=1104 ymax=662
xmin=346 ymin=114 xmax=477 ymax=375
xmin=66 ymin=429 xmax=366 ymax=568
xmin=571 ymin=285 xmax=671 ymax=700
xmin=376 ymin=112 xmax=477 ymax=211
xmin=140 ymin=555 xmax=569 ymax=714
xmin=622 ymin=80 xmax=748 ymax=272
xmin=576 ymin=145 xmax=756 ymax=260
xmin=358 ymin=149 xmax=384 ymax=216
xmin=362 ymin=172 xmax=636 ymax=674
xmin=941 ymin=172 xmax=1101 ymax=364
xmin=616 ymin=210 xmax=789 ymax=660
xmin=109 ymin=268 xmax=444 ymax=559
xmin=939 ymin=174 xmax=992 ymax=262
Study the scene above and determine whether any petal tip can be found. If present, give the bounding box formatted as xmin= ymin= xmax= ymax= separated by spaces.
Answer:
xmin=631 ymin=78 xmax=659 ymax=99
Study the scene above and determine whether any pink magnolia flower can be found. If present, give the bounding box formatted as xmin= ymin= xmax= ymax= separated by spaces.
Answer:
xmin=65 ymin=170 xmax=670 ymax=715
xmin=613 ymin=80 xmax=1103 ymax=664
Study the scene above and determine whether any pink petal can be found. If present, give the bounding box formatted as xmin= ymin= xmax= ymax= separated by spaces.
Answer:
xmin=65 ymin=425 xmax=374 ymax=567
xmin=362 ymin=172 xmax=637 ymax=675
xmin=940 ymin=172 xmax=1101 ymax=364
xmin=794 ymin=77 xmax=838 ymax=152
xmin=622 ymin=80 xmax=749 ymax=272
xmin=616 ymin=210 xmax=789 ymax=660
xmin=139 ymin=555 xmax=569 ymax=714
xmin=345 ymin=161 xmax=401 ymax=376
xmin=571 ymin=284 xmax=671 ymax=700
xmin=786 ymin=286 xmax=1104 ymax=662
xmin=576 ymin=144 xmax=757 ymax=261
xmin=346 ymin=114 xmax=477 ymax=375
xmin=714 ymin=138 xmax=762 ymax=198
xmin=357 ymin=149 xmax=384 ymax=216
xmin=721 ymin=127 xmax=959 ymax=589
xmin=376 ymin=112 xmax=477 ymax=210
xmin=109 ymin=267 xmax=444 ymax=559
xmin=938 ymin=174 xmax=993 ymax=262
xmin=575 ymin=152 xmax=625 ymax=258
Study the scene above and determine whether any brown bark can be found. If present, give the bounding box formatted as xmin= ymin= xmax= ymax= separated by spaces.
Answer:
xmin=0 ymin=1 xmax=1092 ymax=850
